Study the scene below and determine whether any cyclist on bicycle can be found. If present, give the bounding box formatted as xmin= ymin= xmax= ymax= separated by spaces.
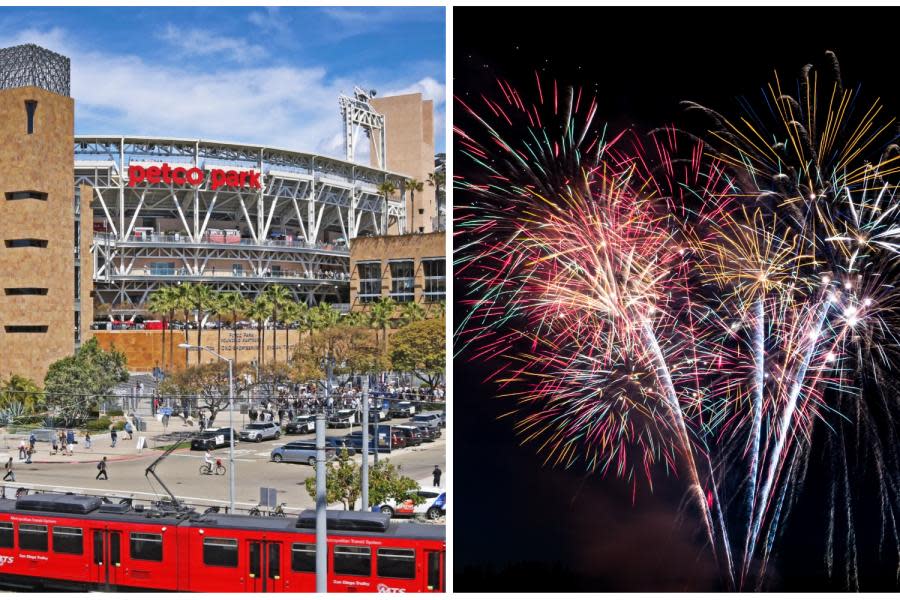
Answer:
xmin=203 ymin=450 xmax=214 ymax=473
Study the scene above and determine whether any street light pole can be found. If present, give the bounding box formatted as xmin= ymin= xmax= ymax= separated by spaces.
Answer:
xmin=315 ymin=413 xmax=327 ymax=593
xmin=180 ymin=343 xmax=235 ymax=513
xmin=360 ymin=377 xmax=369 ymax=511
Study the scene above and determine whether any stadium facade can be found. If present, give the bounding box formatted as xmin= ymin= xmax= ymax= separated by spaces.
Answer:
xmin=0 ymin=44 xmax=443 ymax=382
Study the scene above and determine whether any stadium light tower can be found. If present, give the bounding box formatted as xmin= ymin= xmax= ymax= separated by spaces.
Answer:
xmin=339 ymin=87 xmax=386 ymax=168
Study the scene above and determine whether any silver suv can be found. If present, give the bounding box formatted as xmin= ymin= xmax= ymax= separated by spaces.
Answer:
xmin=240 ymin=422 xmax=281 ymax=442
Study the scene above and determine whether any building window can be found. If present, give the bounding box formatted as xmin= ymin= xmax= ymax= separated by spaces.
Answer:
xmin=333 ymin=545 xmax=371 ymax=576
xmin=18 ymin=524 xmax=48 ymax=551
xmin=422 ymin=258 xmax=445 ymax=302
xmin=5 ymin=191 xmax=47 ymax=201
xmin=52 ymin=527 xmax=83 ymax=555
xmin=130 ymin=533 xmax=163 ymax=561
xmin=357 ymin=261 xmax=381 ymax=303
xmin=389 ymin=260 xmax=414 ymax=303
xmin=4 ymin=288 xmax=48 ymax=296
xmin=5 ymin=239 xmax=48 ymax=248
xmin=232 ymin=264 xmax=243 ymax=276
xmin=5 ymin=325 xmax=48 ymax=333
xmin=25 ymin=100 xmax=37 ymax=134
xmin=149 ymin=262 xmax=176 ymax=276
xmin=203 ymin=537 xmax=238 ymax=567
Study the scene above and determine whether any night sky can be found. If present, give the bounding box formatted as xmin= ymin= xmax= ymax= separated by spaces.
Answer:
xmin=454 ymin=6 xmax=900 ymax=592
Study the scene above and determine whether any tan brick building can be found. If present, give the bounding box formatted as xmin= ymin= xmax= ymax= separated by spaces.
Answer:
xmin=349 ymin=231 xmax=446 ymax=309
xmin=0 ymin=45 xmax=91 ymax=382
xmin=371 ymin=93 xmax=439 ymax=234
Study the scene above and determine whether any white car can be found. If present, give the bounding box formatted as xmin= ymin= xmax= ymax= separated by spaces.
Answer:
xmin=374 ymin=486 xmax=445 ymax=520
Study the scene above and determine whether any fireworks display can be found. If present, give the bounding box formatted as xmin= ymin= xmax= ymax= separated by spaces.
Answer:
xmin=455 ymin=55 xmax=900 ymax=590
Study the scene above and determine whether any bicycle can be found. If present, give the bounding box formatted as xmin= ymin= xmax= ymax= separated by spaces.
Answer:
xmin=199 ymin=459 xmax=226 ymax=476
xmin=249 ymin=502 xmax=287 ymax=517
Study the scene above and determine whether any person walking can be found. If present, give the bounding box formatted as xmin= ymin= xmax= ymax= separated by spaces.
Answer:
xmin=17 ymin=439 xmax=26 ymax=461
xmin=28 ymin=432 xmax=36 ymax=452
xmin=3 ymin=458 xmax=14 ymax=482
xmin=110 ymin=427 xmax=118 ymax=448
xmin=432 ymin=465 xmax=442 ymax=487
xmin=84 ymin=432 xmax=92 ymax=450
xmin=25 ymin=447 xmax=33 ymax=464
xmin=51 ymin=436 xmax=59 ymax=456
xmin=124 ymin=420 xmax=134 ymax=440
xmin=96 ymin=457 xmax=108 ymax=480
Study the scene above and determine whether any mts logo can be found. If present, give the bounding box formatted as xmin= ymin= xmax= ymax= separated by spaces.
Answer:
xmin=128 ymin=163 xmax=262 ymax=191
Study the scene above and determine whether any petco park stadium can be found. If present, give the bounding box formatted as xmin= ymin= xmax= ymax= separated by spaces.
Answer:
xmin=0 ymin=44 xmax=443 ymax=381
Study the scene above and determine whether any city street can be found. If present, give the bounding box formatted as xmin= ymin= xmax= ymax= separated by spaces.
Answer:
xmin=0 ymin=417 xmax=445 ymax=513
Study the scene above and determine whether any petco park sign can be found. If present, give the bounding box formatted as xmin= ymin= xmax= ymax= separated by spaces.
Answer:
xmin=128 ymin=163 xmax=261 ymax=191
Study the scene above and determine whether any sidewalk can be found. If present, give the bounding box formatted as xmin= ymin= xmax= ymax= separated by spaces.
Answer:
xmin=0 ymin=410 xmax=228 ymax=464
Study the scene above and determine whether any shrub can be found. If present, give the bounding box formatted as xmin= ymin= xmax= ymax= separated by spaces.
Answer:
xmin=83 ymin=416 xmax=112 ymax=431
xmin=107 ymin=409 xmax=124 ymax=417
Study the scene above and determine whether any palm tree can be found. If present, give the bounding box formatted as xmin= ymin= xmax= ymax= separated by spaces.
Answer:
xmin=188 ymin=284 xmax=215 ymax=364
xmin=428 ymin=170 xmax=445 ymax=228
xmin=370 ymin=297 xmax=396 ymax=353
xmin=280 ymin=300 xmax=306 ymax=360
xmin=405 ymin=178 xmax=424 ymax=234
xmin=172 ymin=282 xmax=194 ymax=367
xmin=146 ymin=287 xmax=173 ymax=372
xmin=342 ymin=310 xmax=368 ymax=328
xmin=312 ymin=302 xmax=342 ymax=331
xmin=400 ymin=301 xmax=426 ymax=326
xmin=208 ymin=293 xmax=226 ymax=357
xmin=219 ymin=292 xmax=247 ymax=365
xmin=262 ymin=284 xmax=293 ymax=364
xmin=247 ymin=296 xmax=271 ymax=369
xmin=377 ymin=180 xmax=397 ymax=232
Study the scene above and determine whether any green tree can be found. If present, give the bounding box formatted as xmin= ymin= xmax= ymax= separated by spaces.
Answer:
xmin=399 ymin=301 xmax=426 ymax=326
xmin=405 ymin=178 xmax=425 ymax=234
xmin=369 ymin=459 xmax=422 ymax=509
xmin=158 ymin=361 xmax=246 ymax=427
xmin=219 ymin=292 xmax=248 ymax=365
xmin=188 ymin=284 xmax=216 ymax=364
xmin=172 ymin=282 xmax=194 ymax=366
xmin=43 ymin=339 xmax=129 ymax=426
xmin=0 ymin=374 xmax=43 ymax=413
xmin=304 ymin=449 xmax=360 ymax=510
xmin=280 ymin=300 xmax=306 ymax=359
xmin=303 ymin=454 xmax=421 ymax=511
xmin=369 ymin=297 xmax=396 ymax=354
xmin=263 ymin=284 xmax=293 ymax=364
xmin=147 ymin=285 xmax=179 ymax=371
xmin=376 ymin=180 xmax=397 ymax=232
xmin=208 ymin=293 xmax=226 ymax=357
xmin=390 ymin=318 xmax=445 ymax=388
xmin=247 ymin=296 xmax=271 ymax=370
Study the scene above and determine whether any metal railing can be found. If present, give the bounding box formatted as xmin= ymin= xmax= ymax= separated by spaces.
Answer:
xmin=94 ymin=232 xmax=350 ymax=254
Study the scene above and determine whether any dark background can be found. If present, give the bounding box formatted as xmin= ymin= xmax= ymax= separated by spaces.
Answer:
xmin=454 ymin=6 xmax=900 ymax=592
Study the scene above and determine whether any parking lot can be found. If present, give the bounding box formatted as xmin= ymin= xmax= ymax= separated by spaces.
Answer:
xmin=0 ymin=413 xmax=445 ymax=514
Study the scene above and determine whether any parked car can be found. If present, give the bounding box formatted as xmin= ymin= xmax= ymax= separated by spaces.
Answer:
xmin=343 ymin=431 xmax=391 ymax=453
xmin=391 ymin=425 xmax=422 ymax=447
xmin=324 ymin=437 xmax=358 ymax=457
xmin=403 ymin=422 xmax=438 ymax=442
xmin=373 ymin=487 xmax=446 ymax=519
xmin=413 ymin=412 xmax=444 ymax=428
xmin=239 ymin=422 xmax=281 ymax=442
xmin=285 ymin=414 xmax=316 ymax=435
xmin=270 ymin=441 xmax=335 ymax=465
xmin=327 ymin=409 xmax=357 ymax=428
xmin=389 ymin=401 xmax=416 ymax=419
xmin=190 ymin=428 xmax=240 ymax=451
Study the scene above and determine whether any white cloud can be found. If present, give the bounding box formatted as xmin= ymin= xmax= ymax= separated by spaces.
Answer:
xmin=383 ymin=77 xmax=446 ymax=107
xmin=247 ymin=7 xmax=289 ymax=34
xmin=158 ymin=25 xmax=266 ymax=64
xmin=0 ymin=27 xmax=446 ymax=158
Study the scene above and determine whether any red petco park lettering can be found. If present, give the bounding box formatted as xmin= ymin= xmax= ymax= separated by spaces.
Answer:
xmin=128 ymin=163 xmax=261 ymax=191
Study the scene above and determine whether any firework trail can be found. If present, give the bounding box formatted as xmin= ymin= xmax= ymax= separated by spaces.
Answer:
xmin=456 ymin=54 xmax=900 ymax=590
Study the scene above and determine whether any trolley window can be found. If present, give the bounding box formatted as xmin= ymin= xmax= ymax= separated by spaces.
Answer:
xmin=203 ymin=537 xmax=238 ymax=567
xmin=377 ymin=547 xmax=415 ymax=579
xmin=130 ymin=532 xmax=163 ymax=561
xmin=18 ymin=524 xmax=48 ymax=551
xmin=333 ymin=545 xmax=371 ymax=576
xmin=0 ymin=523 xmax=12 ymax=548
xmin=52 ymin=526 xmax=83 ymax=555
xmin=291 ymin=543 xmax=315 ymax=573
xmin=268 ymin=543 xmax=281 ymax=579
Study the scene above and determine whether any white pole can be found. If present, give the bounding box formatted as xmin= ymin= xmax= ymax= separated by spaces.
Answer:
xmin=228 ymin=358 xmax=235 ymax=513
xmin=315 ymin=413 xmax=327 ymax=593
xmin=360 ymin=378 xmax=369 ymax=511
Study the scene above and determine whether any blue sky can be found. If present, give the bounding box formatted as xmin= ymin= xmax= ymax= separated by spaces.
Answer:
xmin=0 ymin=6 xmax=445 ymax=158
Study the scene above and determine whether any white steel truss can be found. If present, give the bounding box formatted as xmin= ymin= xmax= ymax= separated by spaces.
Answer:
xmin=339 ymin=87 xmax=386 ymax=169
xmin=75 ymin=136 xmax=408 ymax=318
